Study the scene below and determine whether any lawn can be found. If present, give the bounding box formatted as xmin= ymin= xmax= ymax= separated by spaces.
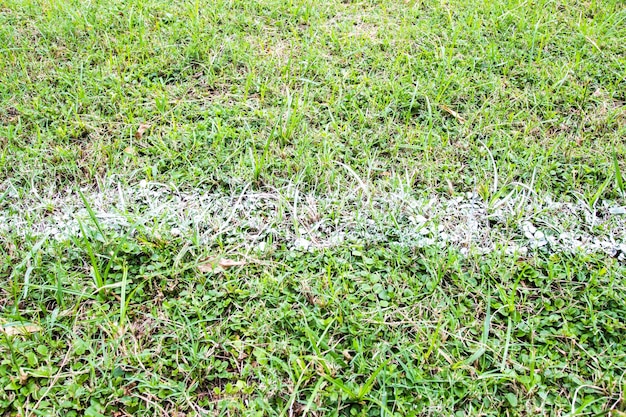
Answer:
xmin=1 ymin=0 xmax=625 ymax=415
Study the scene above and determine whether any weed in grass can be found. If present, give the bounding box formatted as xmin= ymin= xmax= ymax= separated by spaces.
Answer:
xmin=75 ymin=190 xmax=137 ymax=294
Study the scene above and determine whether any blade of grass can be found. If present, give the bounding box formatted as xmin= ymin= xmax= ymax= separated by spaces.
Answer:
xmin=77 ymin=218 xmax=104 ymax=289
xmin=614 ymin=152 xmax=624 ymax=195
xmin=78 ymin=189 xmax=105 ymax=240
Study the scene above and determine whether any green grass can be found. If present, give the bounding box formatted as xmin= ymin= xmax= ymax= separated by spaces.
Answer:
xmin=1 ymin=0 xmax=625 ymax=196
xmin=1 ymin=0 xmax=626 ymax=415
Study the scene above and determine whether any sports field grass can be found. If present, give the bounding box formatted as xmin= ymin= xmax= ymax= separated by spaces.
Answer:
xmin=1 ymin=0 xmax=625 ymax=415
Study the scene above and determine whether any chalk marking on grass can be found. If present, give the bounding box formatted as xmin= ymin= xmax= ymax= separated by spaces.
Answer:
xmin=1 ymin=180 xmax=625 ymax=259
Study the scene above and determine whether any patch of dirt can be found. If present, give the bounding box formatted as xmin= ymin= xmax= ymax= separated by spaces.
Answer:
xmin=1 ymin=106 xmax=20 ymax=124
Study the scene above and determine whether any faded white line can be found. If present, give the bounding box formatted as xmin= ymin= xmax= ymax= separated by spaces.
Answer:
xmin=1 ymin=180 xmax=625 ymax=260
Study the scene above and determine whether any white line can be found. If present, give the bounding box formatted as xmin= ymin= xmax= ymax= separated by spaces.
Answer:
xmin=1 ymin=179 xmax=625 ymax=260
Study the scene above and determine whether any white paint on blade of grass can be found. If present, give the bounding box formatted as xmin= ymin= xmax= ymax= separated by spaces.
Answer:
xmin=1 ymin=179 xmax=625 ymax=260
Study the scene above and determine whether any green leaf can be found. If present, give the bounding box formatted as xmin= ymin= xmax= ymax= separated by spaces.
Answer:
xmin=505 ymin=393 xmax=518 ymax=407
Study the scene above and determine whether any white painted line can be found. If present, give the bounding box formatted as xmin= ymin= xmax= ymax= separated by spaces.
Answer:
xmin=1 ymin=180 xmax=625 ymax=259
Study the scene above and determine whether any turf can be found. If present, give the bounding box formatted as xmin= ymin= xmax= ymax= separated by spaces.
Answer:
xmin=1 ymin=0 xmax=625 ymax=415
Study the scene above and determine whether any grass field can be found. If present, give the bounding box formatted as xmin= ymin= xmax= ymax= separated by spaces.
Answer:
xmin=1 ymin=0 xmax=626 ymax=415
